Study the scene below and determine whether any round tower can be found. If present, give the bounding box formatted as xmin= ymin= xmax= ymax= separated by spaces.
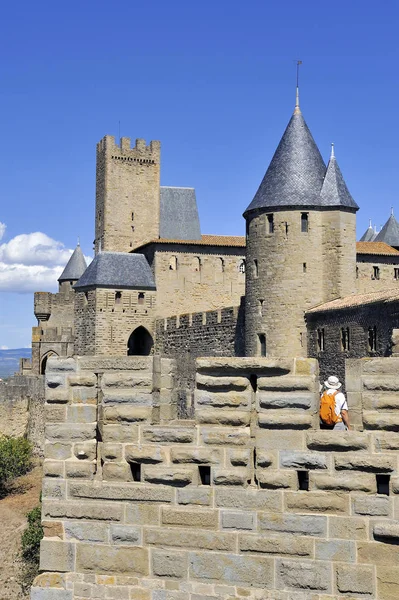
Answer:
xmin=244 ymin=94 xmax=359 ymax=358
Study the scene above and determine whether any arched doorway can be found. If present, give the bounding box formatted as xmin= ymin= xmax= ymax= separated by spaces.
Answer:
xmin=127 ymin=327 xmax=153 ymax=356
xmin=40 ymin=351 xmax=59 ymax=375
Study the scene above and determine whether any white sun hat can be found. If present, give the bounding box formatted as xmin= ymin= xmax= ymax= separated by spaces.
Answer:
xmin=324 ymin=375 xmax=342 ymax=390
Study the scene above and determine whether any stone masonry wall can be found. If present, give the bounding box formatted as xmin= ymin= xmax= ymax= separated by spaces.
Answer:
xmin=356 ymin=254 xmax=399 ymax=294
xmin=33 ymin=354 xmax=399 ymax=599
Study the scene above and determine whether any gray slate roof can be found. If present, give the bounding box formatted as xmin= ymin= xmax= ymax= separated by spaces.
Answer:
xmin=160 ymin=187 xmax=201 ymax=240
xmin=74 ymin=252 xmax=155 ymax=291
xmin=58 ymin=244 xmax=87 ymax=282
xmin=375 ymin=213 xmax=399 ymax=247
xmin=359 ymin=221 xmax=376 ymax=242
xmin=319 ymin=153 xmax=358 ymax=210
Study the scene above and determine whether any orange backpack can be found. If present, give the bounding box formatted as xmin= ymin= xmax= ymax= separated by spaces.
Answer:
xmin=319 ymin=390 xmax=339 ymax=426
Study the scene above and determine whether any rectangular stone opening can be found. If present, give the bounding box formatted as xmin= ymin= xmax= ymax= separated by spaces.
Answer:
xmin=376 ymin=474 xmax=390 ymax=496
xmin=199 ymin=465 xmax=211 ymax=485
xmin=297 ymin=470 xmax=309 ymax=491
xmin=130 ymin=462 xmax=142 ymax=482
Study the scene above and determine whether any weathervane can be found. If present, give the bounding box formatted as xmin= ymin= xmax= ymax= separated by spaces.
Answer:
xmin=295 ymin=60 xmax=302 ymax=113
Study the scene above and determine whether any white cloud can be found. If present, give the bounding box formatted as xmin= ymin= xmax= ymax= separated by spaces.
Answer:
xmin=0 ymin=228 xmax=92 ymax=293
xmin=0 ymin=222 xmax=6 ymax=241
xmin=0 ymin=345 xmax=8 ymax=350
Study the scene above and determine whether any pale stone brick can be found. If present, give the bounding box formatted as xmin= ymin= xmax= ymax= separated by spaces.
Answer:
xmin=125 ymin=504 xmax=160 ymax=525
xmin=353 ymin=496 xmax=391 ymax=516
xmin=276 ymin=559 xmax=331 ymax=592
xmin=65 ymin=461 xmax=96 ymax=479
xmin=328 ymin=516 xmax=368 ymax=540
xmin=110 ymin=525 xmax=141 ymax=545
xmin=258 ymin=413 xmax=312 ymax=429
xmin=43 ymin=500 xmax=123 ymax=522
xmin=306 ymin=431 xmax=370 ymax=451
xmin=373 ymin=521 xmax=399 ymax=540
xmin=144 ymin=528 xmax=235 ymax=552
xmin=45 ymin=442 xmax=72 ymax=460
xmin=40 ymin=540 xmax=74 ymax=572
xmin=280 ymin=451 xmax=328 ymax=470
xmin=46 ymin=423 xmax=96 ymax=441
xmin=43 ymin=460 xmax=64 ymax=478
xmin=257 ymin=470 xmax=297 ymax=489
xmin=258 ymin=392 xmax=313 ymax=409
xmin=285 ymin=491 xmax=349 ymax=514
xmin=102 ymin=425 xmax=139 ymax=443
xmin=170 ymin=448 xmax=221 ymax=464
xmin=67 ymin=405 xmax=97 ymax=423
xmin=152 ymin=550 xmax=187 ymax=579
xmin=68 ymin=482 xmax=173 ymax=503
xmin=68 ymin=374 xmax=97 ymax=387
xmin=311 ymin=473 xmax=376 ymax=493
xmin=221 ymin=510 xmax=255 ymax=530
xmin=377 ymin=566 xmax=399 ymax=600
xmin=177 ymin=488 xmax=212 ymax=506
xmin=196 ymin=409 xmax=250 ymax=426
xmin=103 ymin=463 xmax=131 ymax=482
xmin=239 ymin=534 xmax=313 ymax=557
xmin=162 ymin=508 xmax=217 ymax=529
xmin=357 ymin=542 xmax=399 ymax=565
xmin=143 ymin=466 xmax=193 ymax=486
xmin=189 ymin=551 xmax=274 ymax=587
xmin=229 ymin=449 xmax=251 ymax=466
xmin=200 ymin=427 xmax=249 ymax=446
xmin=102 ymin=443 xmax=123 ymax=462
xmin=103 ymin=406 xmax=152 ymax=423
xmin=142 ymin=427 xmax=194 ymax=444
xmin=74 ymin=441 xmax=97 ymax=461
xmin=31 ymin=590 xmax=73 ymax=600
xmin=335 ymin=454 xmax=396 ymax=472
xmin=76 ymin=543 xmax=149 ymax=575
xmin=64 ymin=522 xmax=108 ymax=543
xmin=336 ymin=564 xmax=374 ymax=595
xmin=259 ymin=513 xmax=327 ymax=537
xmin=125 ymin=445 xmax=166 ymax=464
xmin=42 ymin=479 xmax=66 ymax=499
xmin=315 ymin=539 xmax=355 ymax=562
xmin=213 ymin=468 xmax=248 ymax=486
xmin=196 ymin=374 xmax=249 ymax=391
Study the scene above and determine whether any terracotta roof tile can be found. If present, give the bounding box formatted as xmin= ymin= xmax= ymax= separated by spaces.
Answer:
xmin=307 ymin=288 xmax=399 ymax=314
xmin=137 ymin=235 xmax=246 ymax=248
xmin=356 ymin=241 xmax=399 ymax=255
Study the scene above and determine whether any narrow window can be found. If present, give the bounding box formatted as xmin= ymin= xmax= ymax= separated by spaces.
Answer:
xmin=372 ymin=266 xmax=380 ymax=280
xmin=376 ymin=474 xmax=390 ymax=496
xmin=301 ymin=213 xmax=309 ymax=233
xmin=115 ymin=291 xmax=122 ymax=305
xmin=368 ymin=326 xmax=377 ymax=352
xmin=267 ymin=214 xmax=274 ymax=234
xmin=317 ymin=328 xmax=325 ymax=352
xmin=131 ymin=225 xmax=135 ymax=232
xmin=199 ymin=465 xmax=211 ymax=485
xmin=130 ymin=463 xmax=141 ymax=482
xmin=285 ymin=222 xmax=289 ymax=236
xmin=83 ymin=291 xmax=89 ymax=306
xmin=394 ymin=268 xmax=399 ymax=280
xmin=341 ymin=327 xmax=350 ymax=351
xmin=356 ymin=266 xmax=359 ymax=279
xmin=254 ymin=259 xmax=258 ymax=278
xmin=258 ymin=334 xmax=266 ymax=357
xmin=138 ymin=292 xmax=145 ymax=305
xmin=249 ymin=374 xmax=258 ymax=392
xmin=220 ymin=258 xmax=225 ymax=272
xmin=131 ymin=212 xmax=134 ymax=221
xmin=297 ymin=470 xmax=309 ymax=491
xmin=303 ymin=262 xmax=307 ymax=273
xmin=239 ymin=259 xmax=246 ymax=273
xmin=258 ymin=299 xmax=264 ymax=316
xmin=193 ymin=257 xmax=201 ymax=272
xmin=169 ymin=256 xmax=178 ymax=271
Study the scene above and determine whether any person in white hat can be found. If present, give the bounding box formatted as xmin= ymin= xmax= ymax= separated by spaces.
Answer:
xmin=321 ymin=375 xmax=350 ymax=430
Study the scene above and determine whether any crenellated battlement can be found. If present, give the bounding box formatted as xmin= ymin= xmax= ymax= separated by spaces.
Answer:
xmin=97 ymin=135 xmax=161 ymax=162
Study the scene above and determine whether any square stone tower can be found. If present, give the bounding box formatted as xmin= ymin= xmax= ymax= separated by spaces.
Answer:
xmin=95 ymin=136 xmax=161 ymax=253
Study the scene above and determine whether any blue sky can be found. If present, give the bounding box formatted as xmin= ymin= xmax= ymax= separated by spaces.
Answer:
xmin=1 ymin=0 xmax=398 ymax=348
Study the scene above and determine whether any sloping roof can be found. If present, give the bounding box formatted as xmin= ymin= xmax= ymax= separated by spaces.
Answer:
xmin=359 ymin=220 xmax=376 ymax=242
xmin=136 ymin=235 xmax=246 ymax=249
xmin=319 ymin=150 xmax=358 ymax=210
xmin=356 ymin=242 xmax=399 ymax=256
xmin=375 ymin=213 xmax=399 ymax=247
xmin=58 ymin=244 xmax=87 ymax=282
xmin=244 ymin=108 xmax=327 ymax=215
xmin=307 ymin=289 xmax=399 ymax=314
xmin=160 ymin=187 xmax=201 ymax=241
xmin=74 ymin=252 xmax=155 ymax=290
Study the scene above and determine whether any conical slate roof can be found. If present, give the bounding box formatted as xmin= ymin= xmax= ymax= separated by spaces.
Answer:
xmin=74 ymin=252 xmax=155 ymax=290
xmin=244 ymin=107 xmax=327 ymax=215
xmin=58 ymin=244 xmax=87 ymax=283
xmin=319 ymin=146 xmax=359 ymax=210
xmin=360 ymin=220 xmax=375 ymax=242
xmin=375 ymin=212 xmax=399 ymax=248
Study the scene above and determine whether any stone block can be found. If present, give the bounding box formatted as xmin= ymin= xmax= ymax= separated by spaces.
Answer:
xmin=276 ymin=559 xmax=330 ymax=591
xmin=189 ymin=551 xmax=274 ymax=587
xmin=162 ymin=507 xmax=217 ymax=529
xmin=45 ymin=405 xmax=67 ymax=423
xmin=67 ymin=405 xmax=97 ymax=423
xmin=31 ymin=590 xmax=73 ymax=600
xmin=280 ymin=451 xmax=328 ymax=470
xmin=294 ymin=358 xmax=318 ymax=376
xmin=335 ymin=454 xmax=396 ymax=472
xmin=377 ymin=566 xmax=399 ymax=600
xmin=42 ymin=521 xmax=64 ymax=539
xmin=70 ymin=388 xmax=97 ymax=404
xmin=196 ymin=374 xmax=249 ymax=391
xmin=196 ymin=409 xmax=250 ymax=426
xmin=74 ymin=441 xmax=97 ymax=461
xmin=373 ymin=520 xmax=399 ymax=541
xmin=46 ymin=389 xmax=70 ymax=404
xmin=125 ymin=445 xmax=166 ymax=464
xmin=328 ymin=516 xmax=368 ymax=540
xmin=79 ymin=356 xmax=152 ymax=371
xmin=46 ymin=423 xmax=96 ymax=442
xmin=258 ymin=412 xmax=313 ymax=429
xmin=177 ymin=488 xmax=212 ymax=506
xmin=102 ymin=462 xmax=131 ymax=482
xmin=239 ymin=534 xmax=313 ymax=557
xmin=357 ymin=542 xmax=399 ymax=565
xmin=125 ymin=503 xmax=160 ymax=525
xmin=258 ymin=392 xmax=313 ymax=409
xmin=42 ymin=479 xmax=66 ymax=500
xmin=40 ymin=540 xmax=74 ymax=572
xmin=48 ymin=358 xmax=76 ymax=372
xmin=142 ymin=427 xmax=194 ymax=443
xmin=336 ymin=564 xmax=374 ymax=595
xmin=353 ymin=496 xmax=391 ymax=516
xmin=363 ymin=375 xmax=399 ymax=390
xmin=143 ymin=466 xmax=193 ymax=486
xmin=215 ymin=488 xmax=282 ymax=512
xmin=196 ymin=356 xmax=293 ymax=373
xmin=32 ymin=572 xmax=65 ymax=587
xmin=363 ymin=392 xmax=399 ymax=411
xmin=311 ymin=473 xmax=376 ymax=493
xmin=65 ymin=460 xmax=96 ymax=479
xmin=76 ymin=543 xmax=149 ymax=575
xmin=213 ymin=468 xmax=248 ymax=486
xmin=102 ymin=390 xmax=153 ymax=405
xmin=101 ymin=372 xmax=152 ymax=388
xmin=285 ymin=491 xmax=349 ymax=514
xmin=306 ymin=431 xmax=370 ymax=451
xmin=46 ymin=374 xmax=66 ymax=388
xmin=363 ymin=411 xmax=399 ymax=431
xmin=315 ymin=539 xmax=355 ymax=562
xmin=257 ymin=375 xmax=311 ymax=391
xmin=43 ymin=460 xmax=64 ymax=478
xmin=68 ymin=373 xmax=97 ymax=387
xmin=374 ymin=433 xmax=399 ymax=451
xmin=43 ymin=500 xmax=123 ymax=521
xmin=170 ymin=448 xmax=221 ymax=464
xmin=110 ymin=525 xmax=141 ymax=545
xmin=258 ymin=512 xmax=327 ymax=537
xmin=228 ymin=449 xmax=251 ymax=466
xmin=64 ymin=522 xmax=108 ymax=542
xmin=45 ymin=442 xmax=72 ymax=460
xmin=255 ymin=449 xmax=274 ymax=467
xmin=258 ymin=471 xmax=297 ymax=489
xmin=200 ymin=427 xmax=249 ymax=446
xmin=144 ymin=527 xmax=235 ymax=552
xmin=221 ymin=510 xmax=255 ymax=530
xmin=102 ymin=424 xmax=139 ymax=443
xmin=152 ymin=550 xmax=187 ymax=578
xmin=103 ymin=406 xmax=152 ymax=423
xmin=256 ymin=429 xmax=305 ymax=451
xmin=195 ymin=391 xmax=250 ymax=409
xmin=101 ymin=443 xmax=122 ymax=462
xmin=68 ymin=481 xmax=174 ymax=503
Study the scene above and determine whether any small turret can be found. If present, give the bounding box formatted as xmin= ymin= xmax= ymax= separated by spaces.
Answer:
xmin=58 ymin=243 xmax=87 ymax=292
xmin=374 ymin=209 xmax=399 ymax=249
xmin=360 ymin=219 xmax=376 ymax=242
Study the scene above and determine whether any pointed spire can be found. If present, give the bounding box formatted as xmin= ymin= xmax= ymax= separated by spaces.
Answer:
xmin=391 ymin=206 xmax=394 ymax=216
xmin=375 ymin=211 xmax=399 ymax=248
xmin=320 ymin=146 xmax=359 ymax=210
xmin=294 ymin=60 xmax=302 ymax=115
xmin=58 ymin=244 xmax=88 ymax=283
xmin=330 ymin=142 xmax=335 ymax=159
xmin=359 ymin=218 xmax=375 ymax=242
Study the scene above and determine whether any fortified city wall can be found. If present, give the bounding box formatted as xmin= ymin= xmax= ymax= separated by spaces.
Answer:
xmin=33 ymin=354 xmax=399 ymax=600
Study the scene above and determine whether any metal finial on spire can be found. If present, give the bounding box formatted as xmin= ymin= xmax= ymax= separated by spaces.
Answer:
xmin=294 ymin=60 xmax=302 ymax=114
xmin=330 ymin=142 xmax=335 ymax=159
xmin=77 ymin=236 xmax=80 ymax=246
xmin=391 ymin=206 xmax=394 ymax=216
xmin=369 ymin=219 xmax=372 ymax=228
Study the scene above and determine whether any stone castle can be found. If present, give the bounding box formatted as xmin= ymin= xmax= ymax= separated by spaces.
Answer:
xmin=26 ymin=89 xmax=399 ymax=599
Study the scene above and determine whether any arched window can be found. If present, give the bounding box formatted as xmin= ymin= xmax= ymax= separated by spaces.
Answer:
xmin=127 ymin=327 xmax=154 ymax=356
xmin=218 ymin=258 xmax=225 ymax=272
xmin=239 ymin=260 xmax=246 ymax=274
xmin=138 ymin=292 xmax=145 ymax=305
xmin=169 ymin=256 xmax=178 ymax=271
xmin=40 ymin=351 xmax=59 ymax=375
xmin=193 ymin=257 xmax=201 ymax=272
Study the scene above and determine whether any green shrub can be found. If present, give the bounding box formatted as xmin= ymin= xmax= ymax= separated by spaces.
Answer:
xmin=19 ymin=504 xmax=43 ymax=595
xmin=0 ymin=436 xmax=32 ymax=492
